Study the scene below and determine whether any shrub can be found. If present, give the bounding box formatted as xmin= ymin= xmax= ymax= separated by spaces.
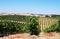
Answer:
xmin=55 ymin=20 xmax=60 ymax=32
xmin=29 ymin=16 xmax=41 ymax=35
xmin=0 ymin=21 xmax=26 ymax=34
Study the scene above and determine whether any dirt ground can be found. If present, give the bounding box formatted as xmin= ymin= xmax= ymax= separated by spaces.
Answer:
xmin=0 ymin=32 xmax=60 ymax=39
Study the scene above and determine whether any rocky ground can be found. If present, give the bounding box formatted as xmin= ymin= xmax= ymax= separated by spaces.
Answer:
xmin=0 ymin=32 xmax=60 ymax=39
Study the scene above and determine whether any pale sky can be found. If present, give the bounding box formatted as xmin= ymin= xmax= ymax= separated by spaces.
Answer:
xmin=0 ymin=0 xmax=60 ymax=14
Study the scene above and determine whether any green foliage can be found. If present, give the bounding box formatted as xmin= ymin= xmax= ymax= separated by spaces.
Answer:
xmin=0 ymin=15 xmax=31 ymax=22
xmin=0 ymin=21 xmax=26 ymax=34
xmin=23 ymin=23 xmax=30 ymax=33
xmin=55 ymin=20 xmax=60 ymax=32
xmin=0 ymin=15 xmax=40 ymax=36
xmin=43 ymin=20 xmax=60 ymax=32
xmin=43 ymin=23 xmax=58 ymax=32
xmin=29 ymin=16 xmax=41 ymax=35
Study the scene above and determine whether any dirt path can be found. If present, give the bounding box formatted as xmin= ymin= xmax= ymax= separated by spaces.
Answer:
xmin=0 ymin=32 xmax=60 ymax=39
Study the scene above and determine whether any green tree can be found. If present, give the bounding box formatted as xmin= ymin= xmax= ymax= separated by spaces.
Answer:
xmin=29 ymin=16 xmax=41 ymax=35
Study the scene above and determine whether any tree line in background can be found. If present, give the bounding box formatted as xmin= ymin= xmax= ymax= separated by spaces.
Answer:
xmin=0 ymin=15 xmax=30 ymax=22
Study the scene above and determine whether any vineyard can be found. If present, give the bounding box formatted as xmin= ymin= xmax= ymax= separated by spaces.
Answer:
xmin=0 ymin=15 xmax=29 ymax=36
xmin=38 ymin=17 xmax=58 ymax=31
xmin=0 ymin=15 xmax=60 ymax=37
xmin=0 ymin=15 xmax=31 ymax=22
xmin=0 ymin=15 xmax=40 ymax=36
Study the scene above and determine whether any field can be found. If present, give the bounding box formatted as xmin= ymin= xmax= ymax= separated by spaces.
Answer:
xmin=0 ymin=15 xmax=60 ymax=32
xmin=0 ymin=15 xmax=60 ymax=39
xmin=38 ymin=17 xmax=58 ymax=31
